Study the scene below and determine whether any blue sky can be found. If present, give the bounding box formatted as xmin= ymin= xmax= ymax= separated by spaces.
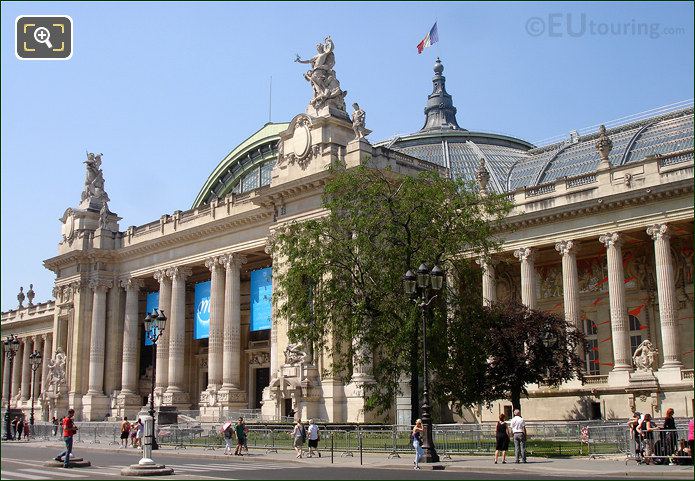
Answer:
xmin=1 ymin=1 xmax=693 ymax=309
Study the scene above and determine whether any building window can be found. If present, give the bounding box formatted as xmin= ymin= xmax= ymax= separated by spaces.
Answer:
xmin=628 ymin=314 xmax=644 ymax=355
xmin=583 ymin=318 xmax=599 ymax=375
xmin=504 ymin=405 xmax=513 ymax=420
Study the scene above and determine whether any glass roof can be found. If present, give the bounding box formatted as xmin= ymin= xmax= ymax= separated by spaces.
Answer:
xmin=623 ymin=115 xmax=693 ymax=164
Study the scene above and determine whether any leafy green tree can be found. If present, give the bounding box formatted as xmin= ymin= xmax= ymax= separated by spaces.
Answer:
xmin=435 ymin=298 xmax=586 ymax=412
xmin=271 ymin=165 xmax=511 ymax=421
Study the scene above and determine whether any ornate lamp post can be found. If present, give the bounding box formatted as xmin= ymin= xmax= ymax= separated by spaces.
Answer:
xmin=3 ymin=335 xmax=20 ymax=441
xmin=144 ymin=308 xmax=166 ymax=450
xmin=541 ymin=330 xmax=558 ymax=380
xmin=28 ymin=350 xmax=42 ymax=432
xmin=403 ymin=263 xmax=443 ymax=463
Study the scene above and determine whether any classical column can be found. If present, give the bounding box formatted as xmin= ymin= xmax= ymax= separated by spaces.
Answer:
xmin=12 ymin=341 xmax=23 ymax=405
xmin=2 ymin=351 xmax=10 ymax=405
xmin=513 ymin=247 xmax=537 ymax=309
xmin=153 ymin=269 xmax=172 ymax=394
xmin=476 ymin=258 xmax=497 ymax=307
xmin=120 ymin=278 xmax=144 ymax=395
xmin=205 ymin=257 xmax=225 ymax=390
xmin=33 ymin=336 xmax=42 ymax=400
xmin=166 ymin=266 xmax=192 ymax=401
xmin=221 ymin=254 xmax=246 ymax=392
xmin=599 ymin=233 xmax=632 ymax=371
xmin=555 ymin=240 xmax=580 ymax=329
xmin=87 ymin=279 xmax=112 ymax=394
xmin=41 ymin=333 xmax=52 ymax=399
xmin=20 ymin=337 xmax=31 ymax=401
xmin=647 ymin=224 xmax=682 ymax=369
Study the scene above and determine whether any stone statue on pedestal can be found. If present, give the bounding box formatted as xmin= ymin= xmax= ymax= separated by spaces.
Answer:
xmin=351 ymin=103 xmax=371 ymax=140
xmin=81 ymin=152 xmax=110 ymax=206
xmin=295 ymin=36 xmax=347 ymax=112
xmin=633 ymin=340 xmax=658 ymax=372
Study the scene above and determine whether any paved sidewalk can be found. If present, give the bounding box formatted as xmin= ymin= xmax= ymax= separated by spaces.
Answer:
xmin=3 ymin=438 xmax=693 ymax=478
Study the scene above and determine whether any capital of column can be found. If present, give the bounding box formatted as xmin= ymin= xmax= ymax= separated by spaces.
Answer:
xmin=120 ymin=277 xmax=145 ymax=291
xmin=513 ymin=247 xmax=534 ymax=262
xmin=205 ymin=256 xmax=224 ymax=272
xmin=167 ymin=266 xmax=193 ymax=281
xmin=220 ymin=253 xmax=247 ymax=269
xmin=555 ymin=240 xmax=579 ymax=257
xmin=599 ymin=232 xmax=622 ymax=249
xmin=475 ymin=256 xmax=498 ymax=268
xmin=88 ymin=278 xmax=113 ymax=291
xmin=646 ymin=223 xmax=670 ymax=241
xmin=153 ymin=268 xmax=169 ymax=284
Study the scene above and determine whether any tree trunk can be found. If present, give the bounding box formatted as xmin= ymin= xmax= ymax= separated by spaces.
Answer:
xmin=410 ymin=322 xmax=419 ymax=426
xmin=511 ymin=387 xmax=521 ymax=412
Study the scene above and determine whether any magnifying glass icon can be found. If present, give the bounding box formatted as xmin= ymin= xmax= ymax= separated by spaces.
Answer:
xmin=33 ymin=27 xmax=53 ymax=49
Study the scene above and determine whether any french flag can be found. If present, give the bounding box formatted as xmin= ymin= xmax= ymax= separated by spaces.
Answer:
xmin=417 ymin=22 xmax=439 ymax=54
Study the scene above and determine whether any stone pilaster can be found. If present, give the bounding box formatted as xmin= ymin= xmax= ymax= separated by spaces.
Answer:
xmin=118 ymin=277 xmax=144 ymax=417
xmin=476 ymin=257 xmax=497 ymax=307
xmin=153 ymin=269 xmax=172 ymax=400
xmin=555 ymin=240 xmax=580 ymax=329
xmin=164 ymin=266 xmax=192 ymax=407
xmin=513 ymin=247 xmax=537 ymax=309
xmin=205 ymin=257 xmax=225 ymax=391
xmin=219 ymin=253 xmax=247 ymax=406
xmin=83 ymin=278 xmax=112 ymax=420
xmin=599 ymin=233 xmax=632 ymax=372
xmin=21 ymin=337 xmax=31 ymax=401
xmin=647 ymin=224 xmax=682 ymax=369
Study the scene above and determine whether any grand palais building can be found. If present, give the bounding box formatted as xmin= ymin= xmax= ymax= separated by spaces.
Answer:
xmin=2 ymin=41 xmax=693 ymax=424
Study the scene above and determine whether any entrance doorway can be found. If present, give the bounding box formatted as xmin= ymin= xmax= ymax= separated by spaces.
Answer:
xmin=254 ymin=367 xmax=270 ymax=409
xmin=283 ymin=398 xmax=293 ymax=418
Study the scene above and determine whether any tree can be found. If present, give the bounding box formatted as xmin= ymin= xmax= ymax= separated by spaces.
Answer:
xmin=271 ymin=165 xmax=511 ymax=421
xmin=434 ymin=298 xmax=586 ymax=412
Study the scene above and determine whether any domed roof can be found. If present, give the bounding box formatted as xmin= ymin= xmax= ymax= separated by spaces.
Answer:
xmin=381 ymin=59 xmax=694 ymax=193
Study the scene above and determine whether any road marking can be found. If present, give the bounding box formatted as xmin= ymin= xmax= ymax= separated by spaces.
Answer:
xmin=0 ymin=471 xmax=50 ymax=480
xmin=21 ymin=468 xmax=89 ymax=478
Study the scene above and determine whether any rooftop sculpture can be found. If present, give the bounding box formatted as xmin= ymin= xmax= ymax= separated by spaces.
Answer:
xmin=295 ymin=37 xmax=348 ymax=114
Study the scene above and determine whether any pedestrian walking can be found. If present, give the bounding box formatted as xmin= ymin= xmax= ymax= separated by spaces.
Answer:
xmin=291 ymin=419 xmax=306 ymax=458
xmin=307 ymin=419 xmax=321 ymax=458
xmin=51 ymin=416 xmax=59 ymax=436
xmin=688 ymin=417 xmax=694 ymax=457
xmin=23 ymin=418 xmax=30 ymax=440
xmin=637 ymin=413 xmax=656 ymax=464
xmin=510 ymin=409 xmax=527 ymax=464
xmin=12 ymin=415 xmax=22 ymax=440
xmin=129 ymin=421 xmax=138 ymax=447
xmin=234 ymin=417 xmax=247 ymax=456
xmin=120 ymin=416 xmax=131 ymax=448
xmin=411 ymin=419 xmax=424 ymax=469
xmin=54 ymin=408 xmax=78 ymax=468
xmin=222 ymin=421 xmax=234 ymax=455
xmin=628 ymin=412 xmax=642 ymax=462
xmin=661 ymin=408 xmax=677 ymax=460
xmin=135 ymin=417 xmax=144 ymax=448
xmin=494 ymin=413 xmax=510 ymax=464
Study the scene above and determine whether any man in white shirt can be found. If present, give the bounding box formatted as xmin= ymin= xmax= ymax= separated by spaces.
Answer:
xmin=307 ymin=419 xmax=321 ymax=458
xmin=510 ymin=409 xmax=527 ymax=463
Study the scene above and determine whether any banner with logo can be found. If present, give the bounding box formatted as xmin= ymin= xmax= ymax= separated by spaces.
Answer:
xmin=250 ymin=267 xmax=272 ymax=332
xmin=194 ymin=280 xmax=211 ymax=339
xmin=144 ymin=291 xmax=159 ymax=346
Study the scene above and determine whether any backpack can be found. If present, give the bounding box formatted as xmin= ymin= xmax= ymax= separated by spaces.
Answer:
xmin=300 ymin=425 xmax=307 ymax=443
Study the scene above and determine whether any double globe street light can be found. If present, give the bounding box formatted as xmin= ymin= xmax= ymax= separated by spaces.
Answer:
xmin=144 ymin=308 xmax=166 ymax=450
xmin=403 ymin=263 xmax=443 ymax=464
xmin=3 ymin=335 xmax=20 ymax=441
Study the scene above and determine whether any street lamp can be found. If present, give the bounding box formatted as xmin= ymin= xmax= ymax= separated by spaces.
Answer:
xmin=144 ymin=308 xmax=166 ymax=450
xmin=28 ymin=350 xmax=42 ymax=433
xmin=403 ymin=263 xmax=444 ymax=463
xmin=3 ymin=335 xmax=20 ymax=441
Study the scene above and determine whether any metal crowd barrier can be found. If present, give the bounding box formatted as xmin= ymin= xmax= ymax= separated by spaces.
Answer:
xmin=587 ymin=425 xmax=692 ymax=464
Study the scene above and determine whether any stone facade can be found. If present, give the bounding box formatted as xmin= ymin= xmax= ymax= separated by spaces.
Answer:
xmin=2 ymin=44 xmax=693 ymax=423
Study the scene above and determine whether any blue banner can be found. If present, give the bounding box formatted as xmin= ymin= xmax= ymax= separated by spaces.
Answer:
xmin=194 ymin=280 xmax=211 ymax=339
xmin=250 ymin=267 xmax=272 ymax=332
xmin=144 ymin=291 xmax=159 ymax=346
